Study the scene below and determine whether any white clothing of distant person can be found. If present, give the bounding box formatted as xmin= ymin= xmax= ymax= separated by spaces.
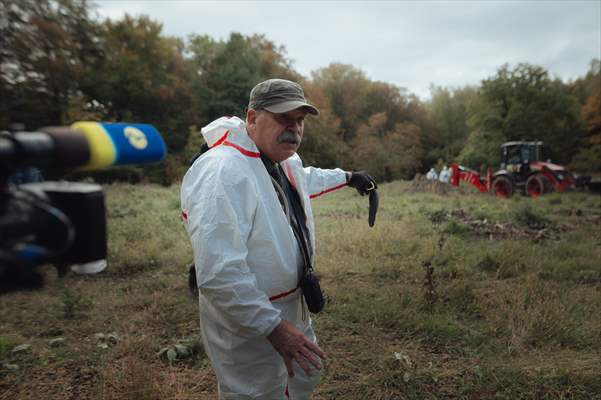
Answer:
xmin=426 ymin=167 xmax=438 ymax=181
xmin=439 ymin=166 xmax=451 ymax=183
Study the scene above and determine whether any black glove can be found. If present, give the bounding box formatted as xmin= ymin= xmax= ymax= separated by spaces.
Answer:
xmin=347 ymin=171 xmax=377 ymax=196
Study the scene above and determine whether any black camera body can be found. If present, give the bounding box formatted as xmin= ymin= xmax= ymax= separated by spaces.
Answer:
xmin=18 ymin=181 xmax=107 ymax=263
xmin=0 ymin=181 xmax=106 ymax=293
xmin=0 ymin=122 xmax=166 ymax=293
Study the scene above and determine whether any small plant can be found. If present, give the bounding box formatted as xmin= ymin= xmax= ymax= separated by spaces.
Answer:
xmin=511 ymin=203 xmax=550 ymax=228
xmin=496 ymin=262 xmax=526 ymax=280
xmin=444 ymin=281 xmax=479 ymax=315
xmin=158 ymin=337 xmax=205 ymax=365
xmin=426 ymin=209 xmax=448 ymax=225
xmin=61 ymin=289 xmax=90 ymax=319
xmin=473 ymin=209 xmax=492 ymax=221
xmin=475 ymin=254 xmax=500 ymax=274
xmin=0 ymin=337 xmax=15 ymax=358
xmin=443 ymin=219 xmax=468 ymax=236
xmin=421 ymin=261 xmax=437 ymax=309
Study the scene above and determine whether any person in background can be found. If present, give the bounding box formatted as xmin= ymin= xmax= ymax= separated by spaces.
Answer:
xmin=181 ymin=78 xmax=377 ymax=399
xmin=426 ymin=167 xmax=438 ymax=181
xmin=439 ymin=165 xmax=451 ymax=183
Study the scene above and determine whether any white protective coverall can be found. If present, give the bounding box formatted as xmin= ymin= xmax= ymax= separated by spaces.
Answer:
xmin=180 ymin=116 xmax=347 ymax=399
xmin=439 ymin=166 xmax=451 ymax=183
xmin=426 ymin=168 xmax=438 ymax=181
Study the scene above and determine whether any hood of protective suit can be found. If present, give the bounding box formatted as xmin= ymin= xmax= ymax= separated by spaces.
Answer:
xmin=200 ymin=116 xmax=260 ymax=157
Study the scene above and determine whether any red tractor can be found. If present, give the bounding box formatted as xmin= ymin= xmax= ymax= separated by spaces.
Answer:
xmin=451 ymin=141 xmax=592 ymax=198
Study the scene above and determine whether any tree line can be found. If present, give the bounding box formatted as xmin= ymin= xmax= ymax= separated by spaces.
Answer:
xmin=2 ymin=0 xmax=599 ymax=184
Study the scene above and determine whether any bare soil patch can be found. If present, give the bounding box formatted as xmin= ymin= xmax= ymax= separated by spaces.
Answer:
xmin=429 ymin=209 xmax=568 ymax=241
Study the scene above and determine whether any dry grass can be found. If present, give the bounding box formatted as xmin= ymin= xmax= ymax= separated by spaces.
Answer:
xmin=1 ymin=181 xmax=600 ymax=399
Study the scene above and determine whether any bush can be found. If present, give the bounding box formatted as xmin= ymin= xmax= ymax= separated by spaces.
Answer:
xmin=443 ymin=219 xmax=468 ymax=236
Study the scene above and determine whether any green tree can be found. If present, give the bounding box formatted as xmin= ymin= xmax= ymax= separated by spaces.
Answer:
xmin=193 ymin=33 xmax=261 ymax=122
xmin=311 ymin=63 xmax=371 ymax=142
xmin=567 ymin=59 xmax=601 ymax=105
xmin=187 ymin=33 xmax=297 ymax=125
xmin=363 ymin=81 xmax=409 ymax=133
xmin=0 ymin=0 xmax=102 ymax=129
xmin=248 ymin=34 xmax=299 ymax=81
xmin=85 ymin=15 xmax=194 ymax=151
xmin=384 ymin=122 xmax=424 ymax=179
xmin=351 ymin=112 xmax=423 ymax=180
xmin=424 ymin=85 xmax=478 ymax=166
xmin=459 ymin=63 xmax=581 ymax=168
xmin=570 ymin=60 xmax=601 ymax=172
xmin=310 ymin=64 xmax=429 ymax=178
xmin=298 ymin=82 xmax=346 ymax=168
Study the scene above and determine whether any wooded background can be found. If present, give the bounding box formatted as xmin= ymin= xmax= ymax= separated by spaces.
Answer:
xmin=2 ymin=0 xmax=600 ymax=184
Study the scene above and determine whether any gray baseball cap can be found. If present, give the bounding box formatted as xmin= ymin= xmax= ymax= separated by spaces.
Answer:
xmin=248 ymin=78 xmax=319 ymax=116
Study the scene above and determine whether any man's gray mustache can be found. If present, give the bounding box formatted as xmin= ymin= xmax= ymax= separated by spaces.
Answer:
xmin=277 ymin=131 xmax=301 ymax=145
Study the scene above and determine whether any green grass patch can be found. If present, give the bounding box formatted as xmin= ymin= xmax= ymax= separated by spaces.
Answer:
xmin=0 ymin=181 xmax=599 ymax=398
xmin=511 ymin=203 xmax=551 ymax=228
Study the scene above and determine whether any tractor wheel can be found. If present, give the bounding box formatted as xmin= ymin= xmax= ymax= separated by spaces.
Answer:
xmin=492 ymin=176 xmax=513 ymax=198
xmin=526 ymin=174 xmax=550 ymax=198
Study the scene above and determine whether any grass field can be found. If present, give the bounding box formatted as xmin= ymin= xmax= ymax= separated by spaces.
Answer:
xmin=1 ymin=180 xmax=600 ymax=399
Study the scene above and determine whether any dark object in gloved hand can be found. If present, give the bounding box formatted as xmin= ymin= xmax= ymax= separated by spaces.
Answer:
xmin=368 ymin=189 xmax=379 ymax=227
xmin=347 ymin=171 xmax=377 ymax=196
xmin=348 ymin=171 xmax=379 ymax=227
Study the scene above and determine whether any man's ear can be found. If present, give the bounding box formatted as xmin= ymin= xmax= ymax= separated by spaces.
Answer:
xmin=246 ymin=109 xmax=257 ymax=136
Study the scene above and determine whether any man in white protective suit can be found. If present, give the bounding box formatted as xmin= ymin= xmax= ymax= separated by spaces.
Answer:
xmin=439 ymin=165 xmax=451 ymax=183
xmin=180 ymin=78 xmax=377 ymax=399
xmin=426 ymin=167 xmax=438 ymax=181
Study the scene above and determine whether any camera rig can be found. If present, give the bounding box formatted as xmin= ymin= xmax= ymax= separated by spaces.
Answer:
xmin=0 ymin=123 xmax=166 ymax=293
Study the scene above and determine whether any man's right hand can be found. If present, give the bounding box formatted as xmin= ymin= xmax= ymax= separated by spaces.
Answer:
xmin=267 ymin=320 xmax=326 ymax=377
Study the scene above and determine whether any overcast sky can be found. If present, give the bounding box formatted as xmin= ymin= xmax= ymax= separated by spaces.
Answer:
xmin=95 ymin=1 xmax=601 ymax=99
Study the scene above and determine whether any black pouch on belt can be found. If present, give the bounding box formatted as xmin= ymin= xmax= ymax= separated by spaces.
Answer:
xmin=299 ymin=270 xmax=325 ymax=314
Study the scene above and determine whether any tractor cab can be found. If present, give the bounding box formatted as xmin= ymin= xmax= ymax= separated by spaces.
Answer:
xmin=500 ymin=141 xmax=550 ymax=172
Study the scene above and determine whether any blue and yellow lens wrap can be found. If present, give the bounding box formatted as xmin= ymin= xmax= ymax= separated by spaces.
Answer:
xmin=71 ymin=121 xmax=116 ymax=169
xmin=72 ymin=122 xmax=166 ymax=169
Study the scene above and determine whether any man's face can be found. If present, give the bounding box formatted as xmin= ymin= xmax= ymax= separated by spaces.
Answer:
xmin=246 ymin=108 xmax=307 ymax=162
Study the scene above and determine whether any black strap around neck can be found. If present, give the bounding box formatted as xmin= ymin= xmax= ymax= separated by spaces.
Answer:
xmin=260 ymin=155 xmax=313 ymax=276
